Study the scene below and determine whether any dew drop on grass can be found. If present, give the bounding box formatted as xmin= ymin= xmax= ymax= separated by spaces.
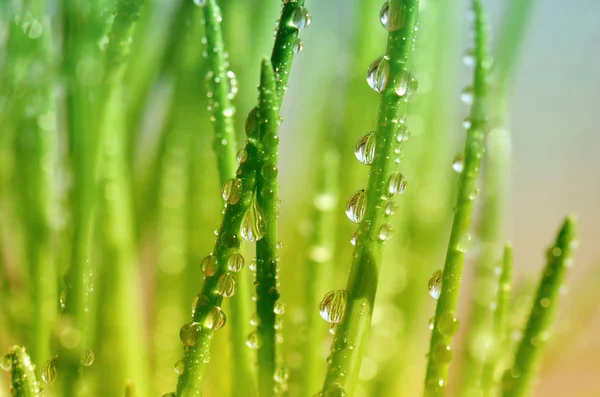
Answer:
xmin=388 ymin=172 xmax=407 ymax=195
xmin=0 ymin=355 xmax=11 ymax=372
xmin=227 ymin=253 xmax=244 ymax=272
xmin=82 ymin=349 xmax=95 ymax=367
xmin=180 ymin=322 xmax=202 ymax=346
xmin=216 ymin=273 xmax=238 ymax=298
xmin=193 ymin=0 xmax=207 ymax=6
xmin=366 ymin=55 xmax=390 ymax=93
xmin=396 ymin=124 xmax=410 ymax=142
xmin=246 ymin=331 xmax=263 ymax=349
xmin=319 ymin=290 xmax=347 ymax=324
xmin=289 ymin=7 xmax=312 ymax=30
xmin=452 ymin=154 xmax=464 ymax=173
xmin=428 ymin=269 xmax=443 ymax=299
xmin=241 ymin=197 xmax=265 ymax=242
xmin=384 ymin=201 xmax=397 ymax=216
xmin=428 ymin=317 xmax=435 ymax=331
xmin=293 ymin=38 xmax=304 ymax=54
xmin=461 ymin=85 xmax=474 ymax=105
xmin=463 ymin=117 xmax=472 ymax=129
xmin=350 ymin=231 xmax=358 ymax=246
xmin=425 ymin=378 xmax=445 ymax=393
xmin=250 ymin=313 xmax=260 ymax=326
xmin=201 ymin=255 xmax=218 ymax=277
xmin=41 ymin=356 xmax=58 ymax=385
xmin=323 ymin=383 xmax=347 ymax=397
xmin=174 ymin=359 xmax=184 ymax=375
xmin=221 ymin=178 xmax=243 ymax=204
xmin=204 ymin=306 xmax=227 ymax=330
xmin=345 ymin=190 xmax=367 ymax=223
xmin=236 ymin=148 xmax=247 ymax=163
xmin=432 ymin=343 xmax=453 ymax=364
xmin=438 ymin=312 xmax=460 ymax=336
xmin=274 ymin=301 xmax=286 ymax=315
xmin=457 ymin=233 xmax=472 ymax=253
xmin=379 ymin=1 xmax=405 ymax=32
xmin=378 ymin=223 xmax=395 ymax=241
xmin=60 ymin=289 xmax=68 ymax=309
xmin=395 ymin=69 xmax=418 ymax=97
xmin=274 ymin=367 xmax=290 ymax=382
xmin=226 ymin=70 xmax=238 ymax=100
xmin=354 ymin=131 xmax=376 ymax=165
xmin=463 ymin=48 xmax=475 ymax=67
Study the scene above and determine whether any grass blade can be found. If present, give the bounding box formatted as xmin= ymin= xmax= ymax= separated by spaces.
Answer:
xmin=502 ymin=217 xmax=577 ymax=397
xmin=2 ymin=346 xmax=43 ymax=396
xmin=423 ymin=0 xmax=491 ymax=394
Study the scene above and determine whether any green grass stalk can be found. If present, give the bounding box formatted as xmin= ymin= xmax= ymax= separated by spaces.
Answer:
xmin=423 ymin=1 xmax=490 ymax=394
xmin=502 ymin=217 xmax=577 ymax=397
xmin=321 ymin=0 xmax=420 ymax=394
xmin=481 ymin=243 xmax=514 ymax=395
xmin=3 ymin=346 xmax=42 ymax=396
xmin=302 ymin=146 xmax=340 ymax=396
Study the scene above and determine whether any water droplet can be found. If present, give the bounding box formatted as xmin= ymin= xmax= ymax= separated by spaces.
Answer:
xmin=203 ymin=306 xmax=226 ymax=330
xmin=425 ymin=378 xmax=445 ymax=393
xmin=384 ymin=201 xmax=397 ymax=216
xmin=241 ymin=197 xmax=265 ymax=242
xmin=82 ymin=349 xmax=95 ymax=366
xmin=395 ymin=69 xmax=418 ymax=97
xmin=345 ymin=190 xmax=367 ymax=223
xmin=227 ymin=253 xmax=244 ymax=272
xmin=274 ymin=367 xmax=290 ymax=382
xmin=388 ymin=172 xmax=407 ymax=195
xmin=237 ymin=148 xmax=248 ymax=163
xmin=428 ymin=269 xmax=443 ymax=299
xmin=201 ymin=255 xmax=219 ymax=277
xmin=350 ymin=231 xmax=358 ymax=246
xmin=463 ymin=48 xmax=475 ymax=67
xmin=457 ymin=233 xmax=472 ymax=253
xmin=461 ymin=85 xmax=474 ymax=105
xmin=540 ymin=298 xmax=550 ymax=308
xmin=0 ymin=355 xmax=12 ymax=371
xmin=60 ymin=289 xmax=68 ymax=309
xmin=379 ymin=1 xmax=405 ymax=31
xmin=260 ymin=163 xmax=278 ymax=180
xmin=463 ymin=117 xmax=472 ymax=129
xmin=222 ymin=178 xmax=243 ymax=205
xmin=323 ymin=383 xmax=347 ymax=396
xmin=289 ymin=7 xmax=312 ymax=30
xmin=180 ymin=322 xmax=202 ymax=346
xmin=396 ymin=124 xmax=410 ymax=142
xmin=354 ymin=131 xmax=377 ymax=165
xmin=432 ymin=343 xmax=452 ymax=364
xmin=216 ymin=273 xmax=238 ymax=298
xmin=452 ymin=154 xmax=464 ymax=173
xmin=25 ymin=19 xmax=43 ymax=39
xmin=174 ymin=359 xmax=184 ymax=375
xmin=366 ymin=55 xmax=390 ymax=93
xmin=274 ymin=302 xmax=285 ymax=315
xmin=245 ymin=107 xmax=259 ymax=136
xmin=41 ymin=356 xmax=58 ymax=385
xmin=378 ymin=223 xmax=395 ymax=241
xmin=246 ymin=331 xmax=263 ymax=349
xmin=227 ymin=70 xmax=238 ymax=100
xmin=428 ymin=317 xmax=435 ymax=331
xmin=293 ymin=38 xmax=304 ymax=54
xmin=438 ymin=312 xmax=460 ymax=336
xmin=193 ymin=0 xmax=207 ymax=6
xmin=319 ymin=290 xmax=347 ymax=324
xmin=250 ymin=313 xmax=260 ymax=326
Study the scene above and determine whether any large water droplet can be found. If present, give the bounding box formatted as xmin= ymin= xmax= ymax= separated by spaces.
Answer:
xmin=289 ymin=7 xmax=312 ymax=30
xmin=432 ymin=343 xmax=453 ymax=364
xmin=345 ymin=190 xmax=367 ymax=223
xmin=379 ymin=1 xmax=405 ymax=31
xmin=174 ymin=359 xmax=184 ymax=375
xmin=180 ymin=322 xmax=202 ymax=346
xmin=388 ymin=172 xmax=407 ymax=195
xmin=366 ymin=55 xmax=390 ymax=93
xmin=378 ymin=223 xmax=395 ymax=241
xmin=82 ymin=349 xmax=95 ymax=367
xmin=438 ymin=312 xmax=460 ymax=336
xmin=293 ymin=39 xmax=304 ymax=54
xmin=216 ymin=273 xmax=238 ymax=298
xmin=396 ymin=124 xmax=410 ymax=142
xmin=41 ymin=356 xmax=58 ymax=385
xmin=246 ymin=331 xmax=263 ymax=349
xmin=319 ymin=290 xmax=347 ymax=324
xmin=354 ymin=131 xmax=377 ymax=165
xmin=274 ymin=301 xmax=285 ymax=315
xmin=323 ymin=383 xmax=347 ymax=396
xmin=203 ymin=306 xmax=226 ymax=330
xmin=222 ymin=178 xmax=243 ymax=205
xmin=452 ymin=154 xmax=464 ymax=173
xmin=237 ymin=148 xmax=247 ymax=163
xmin=227 ymin=253 xmax=244 ymax=272
xmin=457 ymin=233 xmax=472 ymax=253
xmin=395 ymin=69 xmax=418 ymax=97
xmin=428 ymin=269 xmax=443 ymax=299
xmin=250 ymin=313 xmax=260 ymax=327
xmin=201 ymin=255 xmax=219 ymax=277
xmin=461 ymin=86 xmax=474 ymax=105
xmin=241 ymin=197 xmax=265 ymax=242
xmin=384 ymin=201 xmax=397 ymax=216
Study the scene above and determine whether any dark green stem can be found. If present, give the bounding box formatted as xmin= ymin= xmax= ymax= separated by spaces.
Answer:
xmin=4 ymin=346 xmax=42 ymax=396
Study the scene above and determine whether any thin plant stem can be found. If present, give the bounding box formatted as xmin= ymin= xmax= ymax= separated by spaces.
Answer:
xmin=302 ymin=146 xmax=340 ymax=396
xmin=481 ymin=243 xmax=514 ymax=396
xmin=3 ymin=346 xmax=42 ymax=396
xmin=502 ymin=217 xmax=577 ymax=397
xmin=321 ymin=0 xmax=420 ymax=394
xmin=423 ymin=0 xmax=490 ymax=395
xmin=255 ymin=59 xmax=281 ymax=397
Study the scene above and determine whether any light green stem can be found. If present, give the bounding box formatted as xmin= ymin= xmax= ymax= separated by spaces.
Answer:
xmin=423 ymin=1 xmax=490 ymax=394
xmin=502 ymin=217 xmax=577 ymax=397
xmin=4 ymin=346 xmax=42 ymax=396
xmin=322 ymin=0 xmax=420 ymax=394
